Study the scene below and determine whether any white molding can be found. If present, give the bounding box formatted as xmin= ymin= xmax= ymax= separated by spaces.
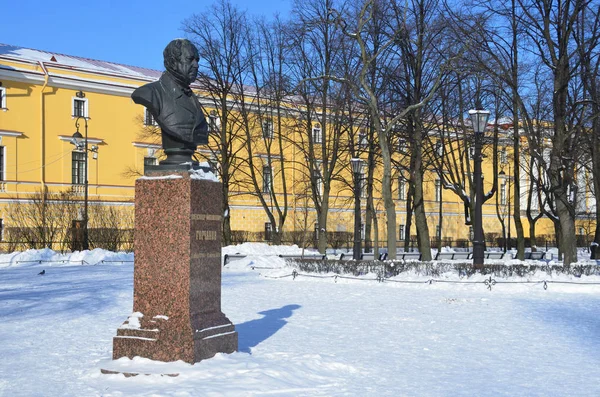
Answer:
xmin=0 ymin=130 xmax=23 ymax=137
xmin=132 ymin=142 xmax=161 ymax=149
xmin=0 ymin=67 xmax=137 ymax=97
xmin=58 ymin=135 xmax=104 ymax=144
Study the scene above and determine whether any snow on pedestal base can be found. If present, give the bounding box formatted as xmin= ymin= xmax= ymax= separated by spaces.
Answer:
xmin=110 ymin=172 xmax=237 ymax=365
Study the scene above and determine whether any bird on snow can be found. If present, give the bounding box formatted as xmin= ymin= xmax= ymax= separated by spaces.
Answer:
xmin=38 ymin=270 xmax=45 ymax=275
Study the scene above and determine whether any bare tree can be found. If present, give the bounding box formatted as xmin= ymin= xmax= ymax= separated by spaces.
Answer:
xmin=513 ymin=0 xmax=593 ymax=264
xmin=184 ymin=0 xmax=249 ymax=245
xmin=288 ymin=0 xmax=352 ymax=253
xmin=328 ymin=0 xmax=452 ymax=259
xmin=234 ymin=16 xmax=292 ymax=244
xmin=5 ymin=188 xmax=79 ymax=251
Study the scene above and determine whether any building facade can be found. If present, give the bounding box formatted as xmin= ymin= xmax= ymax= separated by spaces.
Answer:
xmin=0 ymin=43 xmax=593 ymax=251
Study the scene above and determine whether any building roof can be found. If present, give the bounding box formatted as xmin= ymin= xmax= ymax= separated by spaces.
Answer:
xmin=0 ymin=43 xmax=162 ymax=81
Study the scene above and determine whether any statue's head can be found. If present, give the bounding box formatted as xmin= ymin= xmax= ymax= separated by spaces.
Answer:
xmin=163 ymin=39 xmax=199 ymax=87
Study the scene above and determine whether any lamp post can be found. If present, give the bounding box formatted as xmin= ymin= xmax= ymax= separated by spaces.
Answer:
xmin=351 ymin=158 xmax=363 ymax=260
xmin=499 ymin=168 xmax=511 ymax=252
xmin=70 ymin=116 xmax=89 ymax=251
xmin=468 ymin=107 xmax=490 ymax=269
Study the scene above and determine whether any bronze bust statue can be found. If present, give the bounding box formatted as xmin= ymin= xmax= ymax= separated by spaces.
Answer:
xmin=132 ymin=39 xmax=209 ymax=167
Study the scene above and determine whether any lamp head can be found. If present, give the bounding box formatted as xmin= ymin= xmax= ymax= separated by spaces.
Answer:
xmin=70 ymin=131 xmax=84 ymax=149
xmin=468 ymin=108 xmax=490 ymax=135
xmin=350 ymin=157 xmax=363 ymax=174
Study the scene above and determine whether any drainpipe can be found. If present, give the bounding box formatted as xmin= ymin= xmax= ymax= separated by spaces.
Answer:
xmin=39 ymin=61 xmax=50 ymax=248
xmin=39 ymin=61 xmax=49 ymax=192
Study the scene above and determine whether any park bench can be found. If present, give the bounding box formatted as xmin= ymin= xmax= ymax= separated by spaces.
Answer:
xmin=278 ymin=253 xmax=327 ymax=261
xmin=397 ymin=252 xmax=422 ymax=261
xmin=484 ymin=252 xmax=505 ymax=259
xmin=222 ymin=253 xmax=247 ymax=265
xmin=435 ymin=252 xmax=472 ymax=260
xmin=523 ymin=251 xmax=545 ymax=260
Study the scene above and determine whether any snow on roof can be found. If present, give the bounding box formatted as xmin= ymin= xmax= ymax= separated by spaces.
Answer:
xmin=0 ymin=43 xmax=163 ymax=80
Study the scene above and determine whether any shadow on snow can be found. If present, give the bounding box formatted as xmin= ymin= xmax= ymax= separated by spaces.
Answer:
xmin=236 ymin=304 xmax=301 ymax=354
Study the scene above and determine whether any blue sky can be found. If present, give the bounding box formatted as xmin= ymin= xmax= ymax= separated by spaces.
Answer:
xmin=2 ymin=0 xmax=292 ymax=71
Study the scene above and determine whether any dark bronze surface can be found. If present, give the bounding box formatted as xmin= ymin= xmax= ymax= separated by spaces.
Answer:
xmin=132 ymin=39 xmax=208 ymax=166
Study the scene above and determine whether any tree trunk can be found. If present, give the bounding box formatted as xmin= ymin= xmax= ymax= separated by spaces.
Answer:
xmin=411 ymin=124 xmax=432 ymax=260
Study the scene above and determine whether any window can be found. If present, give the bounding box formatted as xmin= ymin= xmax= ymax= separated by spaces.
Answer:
xmin=435 ymin=141 xmax=443 ymax=156
xmin=398 ymin=178 xmax=406 ymax=200
xmin=313 ymin=161 xmax=323 ymax=197
xmin=469 ymin=146 xmax=475 ymax=159
xmin=72 ymin=151 xmax=86 ymax=184
xmin=262 ymin=119 xmax=273 ymax=139
xmin=436 ymin=225 xmax=441 ymax=239
xmin=264 ymin=222 xmax=273 ymax=241
xmin=358 ymin=130 xmax=367 ymax=148
xmin=263 ymin=166 xmax=272 ymax=193
xmin=312 ymin=124 xmax=322 ymax=143
xmin=0 ymin=87 xmax=6 ymax=110
xmin=579 ymin=227 xmax=584 ymax=235
xmin=72 ymin=98 xmax=88 ymax=118
xmin=208 ymin=111 xmax=219 ymax=133
xmin=144 ymin=108 xmax=157 ymax=126
xmin=0 ymin=146 xmax=4 ymax=181
xmin=435 ymin=179 xmax=441 ymax=202
xmin=500 ymin=148 xmax=508 ymax=164
xmin=399 ymin=224 xmax=405 ymax=241
xmin=0 ymin=218 xmax=3 ymax=241
xmin=144 ymin=157 xmax=158 ymax=166
xmin=360 ymin=169 xmax=366 ymax=198
xmin=501 ymin=183 xmax=507 ymax=205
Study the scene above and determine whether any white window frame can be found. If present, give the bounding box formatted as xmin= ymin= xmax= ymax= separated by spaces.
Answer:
xmin=0 ymin=146 xmax=5 ymax=181
xmin=313 ymin=160 xmax=323 ymax=197
xmin=398 ymin=178 xmax=406 ymax=200
xmin=399 ymin=224 xmax=405 ymax=241
xmin=312 ymin=124 xmax=322 ymax=144
xmin=262 ymin=119 xmax=273 ymax=139
xmin=435 ymin=179 xmax=441 ymax=202
xmin=144 ymin=108 xmax=158 ymax=126
xmin=360 ymin=169 xmax=366 ymax=198
xmin=144 ymin=156 xmax=158 ymax=166
xmin=500 ymin=148 xmax=508 ymax=164
xmin=0 ymin=87 xmax=6 ymax=110
xmin=72 ymin=97 xmax=89 ymax=118
xmin=263 ymin=165 xmax=272 ymax=193
xmin=501 ymin=182 xmax=507 ymax=205
xmin=358 ymin=130 xmax=367 ymax=148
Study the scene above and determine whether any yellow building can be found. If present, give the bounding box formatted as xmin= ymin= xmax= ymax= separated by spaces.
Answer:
xmin=0 ymin=43 xmax=592 ymax=251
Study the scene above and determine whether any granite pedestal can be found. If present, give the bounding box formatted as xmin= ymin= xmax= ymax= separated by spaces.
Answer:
xmin=111 ymin=171 xmax=237 ymax=363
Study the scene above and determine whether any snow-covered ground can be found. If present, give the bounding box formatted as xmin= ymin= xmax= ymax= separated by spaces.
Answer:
xmin=1 ymin=245 xmax=599 ymax=396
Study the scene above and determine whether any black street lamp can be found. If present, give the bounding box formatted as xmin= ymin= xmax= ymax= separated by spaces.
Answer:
xmin=499 ymin=168 xmax=511 ymax=252
xmin=70 ymin=116 xmax=90 ymax=251
xmin=351 ymin=158 xmax=363 ymax=260
xmin=468 ymin=107 xmax=490 ymax=269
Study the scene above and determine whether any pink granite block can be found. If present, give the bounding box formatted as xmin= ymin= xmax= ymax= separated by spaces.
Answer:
xmin=112 ymin=172 xmax=237 ymax=364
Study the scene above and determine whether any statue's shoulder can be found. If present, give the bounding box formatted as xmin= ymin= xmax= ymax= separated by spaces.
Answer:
xmin=132 ymin=80 xmax=165 ymax=115
xmin=131 ymin=81 xmax=160 ymax=101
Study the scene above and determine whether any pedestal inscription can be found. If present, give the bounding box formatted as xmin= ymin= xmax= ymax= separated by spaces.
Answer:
xmin=111 ymin=172 xmax=237 ymax=363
